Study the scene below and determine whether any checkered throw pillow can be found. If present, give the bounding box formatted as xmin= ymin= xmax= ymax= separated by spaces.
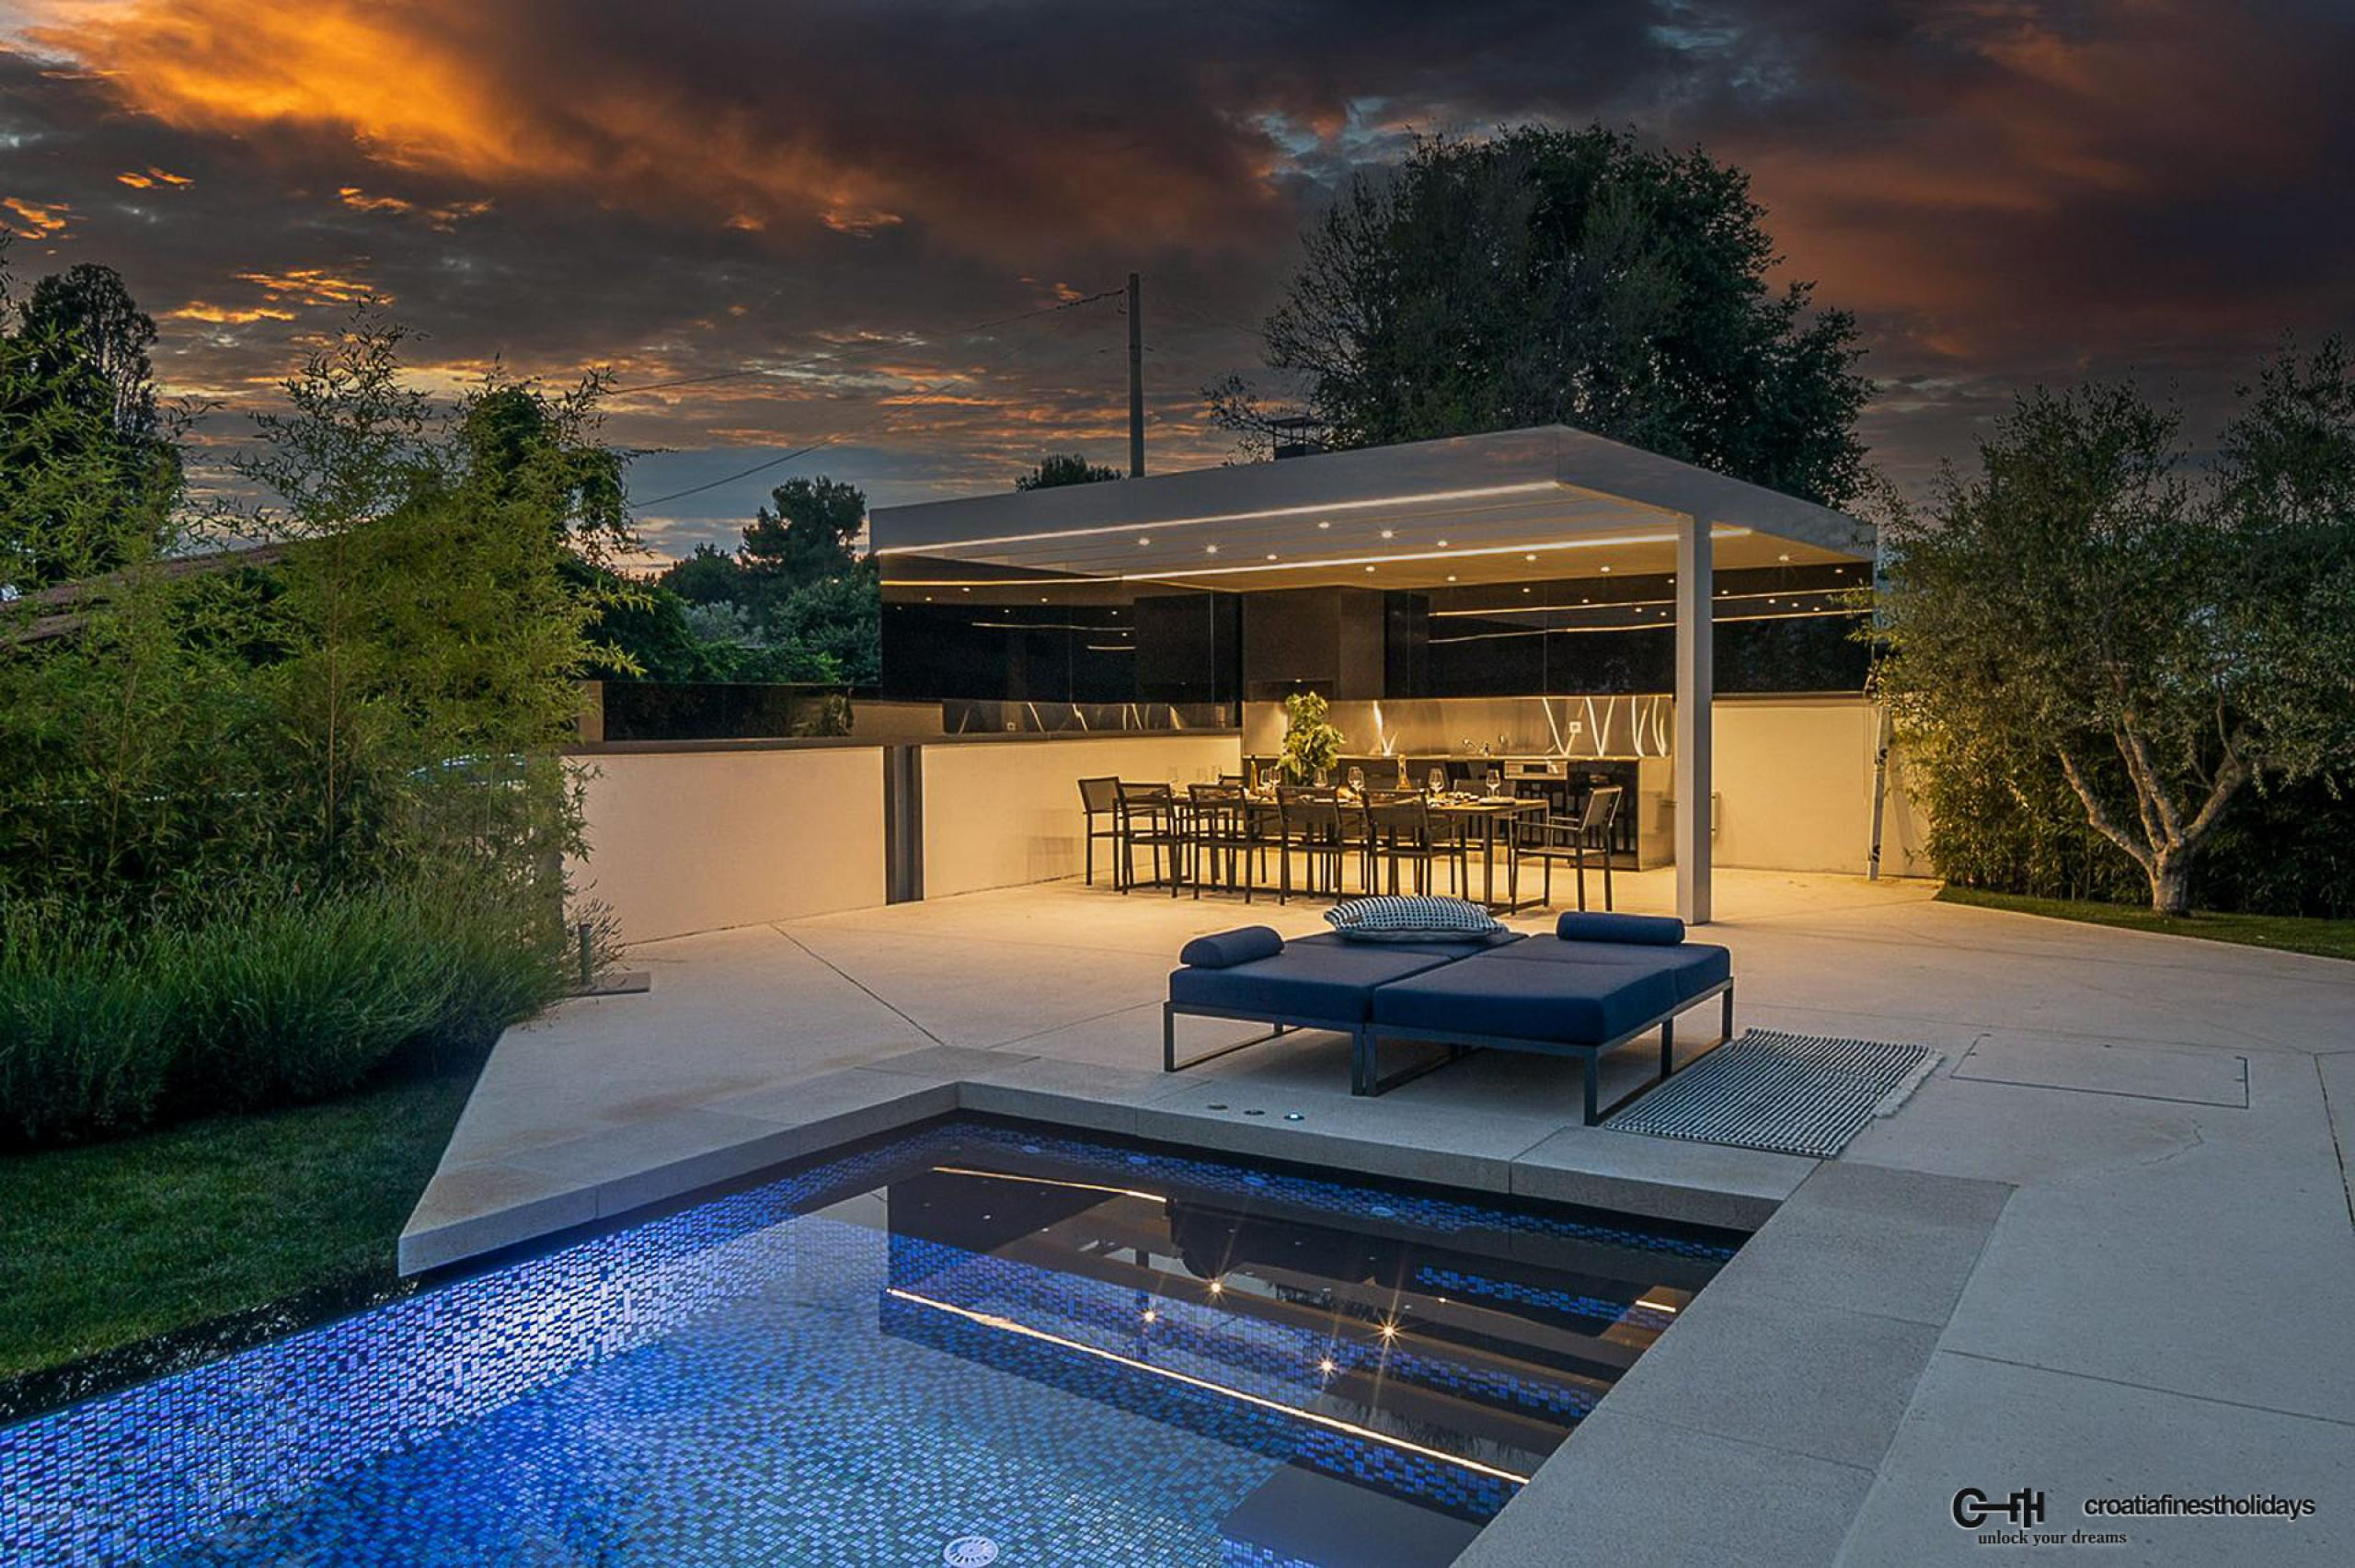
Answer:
xmin=1324 ymin=895 xmax=1505 ymax=943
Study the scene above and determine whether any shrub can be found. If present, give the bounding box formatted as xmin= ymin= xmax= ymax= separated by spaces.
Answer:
xmin=0 ymin=916 xmax=173 ymax=1146
xmin=162 ymin=893 xmax=456 ymax=1112
xmin=162 ymin=887 xmax=574 ymax=1114
xmin=0 ymin=886 xmax=574 ymax=1147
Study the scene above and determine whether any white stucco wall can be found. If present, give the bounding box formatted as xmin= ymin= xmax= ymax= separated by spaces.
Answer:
xmin=921 ymin=734 xmax=1245 ymax=898
xmin=1712 ymin=698 xmax=1933 ymax=876
xmin=567 ymin=746 xmax=887 ymax=942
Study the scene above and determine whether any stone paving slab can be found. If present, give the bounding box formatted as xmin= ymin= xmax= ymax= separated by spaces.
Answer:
xmin=1457 ymin=1404 xmax=1877 ymax=1568
xmin=1952 ymin=1032 xmax=2249 ymax=1106
xmin=1134 ymin=1079 xmax=1563 ymax=1194
xmin=1511 ymin=1121 xmax=1816 ymax=1230
xmin=1703 ymin=1161 xmax=2013 ymax=1325
xmin=1593 ymin=1285 xmax=1944 ymax=1471
xmin=396 ymin=1162 xmax=602 ymax=1275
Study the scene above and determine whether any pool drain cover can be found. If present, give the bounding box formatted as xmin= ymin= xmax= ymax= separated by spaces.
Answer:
xmin=944 ymin=1536 xmax=1000 ymax=1567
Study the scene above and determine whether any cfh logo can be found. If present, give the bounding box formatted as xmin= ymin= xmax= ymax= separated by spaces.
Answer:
xmin=1952 ymin=1488 xmax=2047 ymax=1529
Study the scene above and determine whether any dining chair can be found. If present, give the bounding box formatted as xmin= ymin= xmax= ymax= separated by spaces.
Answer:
xmin=1187 ymin=782 xmax=1254 ymax=902
xmin=1114 ymin=780 xmax=1184 ymax=896
xmin=1361 ymin=788 xmax=1465 ymax=896
xmin=1076 ymin=776 xmax=1122 ymax=887
xmin=1272 ymin=784 xmax=1346 ymax=903
xmin=1514 ymin=784 xmax=1623 ymax=910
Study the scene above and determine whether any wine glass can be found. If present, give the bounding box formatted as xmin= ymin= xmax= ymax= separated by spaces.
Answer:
xmin=1484 ymin=767 xmax=1503 ymax=798
xmin=1427 ymin=766 xmax=1447 ymax=796
xmin=1346 ymin=765 xmax=1366 ymax=793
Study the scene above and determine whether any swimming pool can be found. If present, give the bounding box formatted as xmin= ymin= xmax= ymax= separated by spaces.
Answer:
xmin=0 ymin=1117 xmax=1744 ymax=1566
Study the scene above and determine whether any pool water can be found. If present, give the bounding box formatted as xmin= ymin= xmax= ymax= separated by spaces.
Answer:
xmin=0 ymin=1118 xmax=1743 ymax=1567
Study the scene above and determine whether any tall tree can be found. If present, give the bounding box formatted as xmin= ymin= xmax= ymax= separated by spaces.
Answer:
xmin=740 ymin=475 xmax=866 ymax=599
xmin=659 ymin=542 xmax=747 ymax=606
xmin=1874 ymin=366 xmax=2355 ymax=914
xmin=1212 ymin=125 xmax=1869 ymax=505
xmin=0 ymin=257 xmax=180 ymax=588
xmin=20 ymin=262 xmax=162 ymax=440
xmin=1015 ymin=452 xmax=1121 ymax=490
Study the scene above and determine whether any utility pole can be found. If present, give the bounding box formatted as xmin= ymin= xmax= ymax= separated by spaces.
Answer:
xmin=1127 ymin=271 xmax=1144 ymax=477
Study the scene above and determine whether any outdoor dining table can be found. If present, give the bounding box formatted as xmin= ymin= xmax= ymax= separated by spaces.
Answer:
xmin=1228 ymin=790 xmax=1546 ymax=911
xmin=1428 ymin=795 xmax=1547 ymax=911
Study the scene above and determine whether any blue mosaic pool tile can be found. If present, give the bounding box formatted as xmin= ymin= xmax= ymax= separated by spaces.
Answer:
xmin=0 ymin=1117 xmax=1729 ymax=1566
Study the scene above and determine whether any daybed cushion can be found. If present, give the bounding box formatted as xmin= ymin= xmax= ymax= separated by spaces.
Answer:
xmin=1556 ymin=911 xmax=1685 ymax=945
xmin=1179 ymin=925 xmax=1286 ymax=968
xmin=1371 ymin=950 xmax=1678 ymax=1045
xmin=1170 ymin=943 xmax=1459 ymax=1023
xmin=1327 ymin=895 xmax=1506 ymax=944
xmin=1489 ymin=933 xmax=1731 ymax=1001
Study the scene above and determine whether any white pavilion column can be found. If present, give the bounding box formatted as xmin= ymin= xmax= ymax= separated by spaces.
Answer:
xmin=1673 ymin=512 xmax=1713 ymax=924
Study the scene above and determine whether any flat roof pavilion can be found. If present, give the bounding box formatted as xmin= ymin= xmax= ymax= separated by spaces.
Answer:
xmin=869 ymin=426 xmax=1878 ymax=923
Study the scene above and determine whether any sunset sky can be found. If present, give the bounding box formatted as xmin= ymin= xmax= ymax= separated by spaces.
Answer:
xmin=4 ymin=0 xmax=2351 ymax=559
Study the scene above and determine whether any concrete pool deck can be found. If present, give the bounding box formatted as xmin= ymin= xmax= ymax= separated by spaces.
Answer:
xmin=402 ymin=869 xmax=2355 ymax=1565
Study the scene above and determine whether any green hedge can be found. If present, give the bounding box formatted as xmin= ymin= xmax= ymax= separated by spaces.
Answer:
xmin=0 ymin=887 xmax=570 ymax=1149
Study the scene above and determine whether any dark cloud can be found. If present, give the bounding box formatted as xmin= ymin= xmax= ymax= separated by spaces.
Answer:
xmin=4 ymin=0 xmax=2352 ymax=551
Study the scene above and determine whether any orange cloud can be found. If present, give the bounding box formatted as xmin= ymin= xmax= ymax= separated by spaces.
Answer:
xmin=336 ymin=185 xmax=411 ymax=214
xmin=233 ymin=267 xmax=383 ymax=304
xmin=819 ymin=205 xmax=902 ymax=237
xmin=2 ymin=196 xmax=71 ymax=237
xmin=17 ymin=0 xmax=1271 ymax=258
xmin=165 ymin=301 xmax=299 ymax=324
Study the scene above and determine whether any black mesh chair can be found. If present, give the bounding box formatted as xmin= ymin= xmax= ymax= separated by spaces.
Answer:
xmin=1077 ymin=776 xmax=1122 ymax=887
xmin=1514 ymin=784 xmax=1623 ymax=910
xmin=1361 ymin=788 xmax=1466 ymax=896
xmin=1186 ymin=782 xmax=1257 ymax=901
xmin=1115 ymin=780 xmax=1185 ymax=895
xmin=1272 ymin=784 xmax=1348 ymax=902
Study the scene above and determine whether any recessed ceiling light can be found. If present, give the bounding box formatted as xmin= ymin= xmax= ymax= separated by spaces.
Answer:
xmin=1778 ymin=552 xmax=1792 ymax=562
xmin=1445 ymin=575 xmax=1457 ymax=582
xmin=1523 ymin=553 xmax=1537 ymax=562
xmin=924 ymin=595 xmax=934 ymax=601
xmin=1316 ymin=520 xmax=1332 ymax=530
xmin=1205 ymin=544 xmax=1218 ymax=554
xmin=1522 ymin=587 xmax=1533 ymax=594
xmin=1039 ymin=597 xmax=1049 ymax=603
xmin=1379 ymin=529 xmax=1395 ymax=539
xmin=1599 ymin=565 xmax=1613 ymax=573
xmin=1266 ymin=553 xmax=1279 ymax=561
xmin=1137 ymin=536 xmax=1150 ymax=545
xmin=1436 ymin=538 xmax=1450 ymax=547
xmin=1364 ymin=565 xmax=1376 ymax=573
xmin=960 ymin=586 xmax=971 ymax=593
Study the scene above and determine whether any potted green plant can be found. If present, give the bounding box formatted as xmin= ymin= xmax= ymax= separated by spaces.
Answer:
xmin=1278 ymin=691 xmax=1346 ymax=783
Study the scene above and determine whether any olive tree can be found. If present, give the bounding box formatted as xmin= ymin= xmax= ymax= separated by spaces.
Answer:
xmin=1876 ymin=354 xmax=2355 ymax=913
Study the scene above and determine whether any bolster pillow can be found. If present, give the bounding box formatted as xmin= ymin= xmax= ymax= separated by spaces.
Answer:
xmin=1180 ymin=925 xmax=1285 ymax=968
xmin=1556 ymin=911 xmax=1686 ymax=946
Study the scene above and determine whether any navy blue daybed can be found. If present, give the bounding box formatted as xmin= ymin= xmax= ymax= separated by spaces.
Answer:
xmin=1165 ymin=913 xmax=1733 ymax=1124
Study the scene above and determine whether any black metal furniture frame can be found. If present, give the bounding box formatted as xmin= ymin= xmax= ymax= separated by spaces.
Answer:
xmin=1162 ymin=1006 xmax=1312 ymax=1074
xmin=1164 ymin=979 xmax=1733 ymax=1125
xmin=1361 ymin=980 xmax=1733 ymax=1124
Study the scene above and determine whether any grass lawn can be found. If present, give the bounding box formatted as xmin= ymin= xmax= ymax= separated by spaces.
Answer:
xmin=0 ymin=1070 xmax=476 ymax=1381
xmin=1937 ymin=886 xmax=2355 ymax=963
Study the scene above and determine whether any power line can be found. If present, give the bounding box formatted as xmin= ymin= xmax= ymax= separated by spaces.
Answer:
xmin=627 ymin=439 xmax=839 ymax=509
